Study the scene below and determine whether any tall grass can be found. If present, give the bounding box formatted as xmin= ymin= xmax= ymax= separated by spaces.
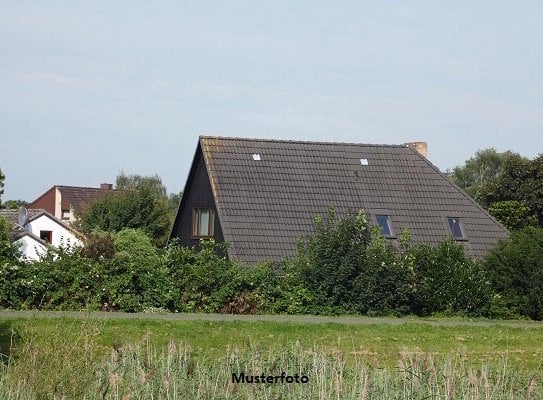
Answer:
xmin=1 ymin=319 xmax=541 ymax=399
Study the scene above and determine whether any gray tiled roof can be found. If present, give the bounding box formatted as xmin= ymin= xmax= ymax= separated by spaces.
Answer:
xmin=0 ymin=209 xmax=45 ymax=226
xmin=199 ymin=136 xmax=508 ymax=264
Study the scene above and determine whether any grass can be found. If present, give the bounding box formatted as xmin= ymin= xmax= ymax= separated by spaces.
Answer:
xmin=0 ymin=314 xmax=542 ymax=398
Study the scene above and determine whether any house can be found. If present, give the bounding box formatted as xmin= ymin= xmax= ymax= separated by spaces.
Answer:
xmin=0 ymin=208 xmax=84 ymax=261
xmin=170 ymin=136 xmax=508 ymax=264
xmin=28 ymin=183 xmax=114 ymax=223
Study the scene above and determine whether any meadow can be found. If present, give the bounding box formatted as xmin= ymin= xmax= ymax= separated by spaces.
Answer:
xmin=0 ymin=312 xmax=542 ymax=399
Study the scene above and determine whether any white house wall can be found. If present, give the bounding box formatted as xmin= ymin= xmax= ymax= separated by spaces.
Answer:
xmin=26 ymin=215 xmax=83 ymax=249
xmin=55 ymin=187 xmax=62 ymax=219
xmin=17 ymin=236 xmax=48 ymax=261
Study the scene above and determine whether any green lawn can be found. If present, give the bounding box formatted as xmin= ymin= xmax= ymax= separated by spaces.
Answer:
xmin=1 ymin=313 xmax=542 ymax=399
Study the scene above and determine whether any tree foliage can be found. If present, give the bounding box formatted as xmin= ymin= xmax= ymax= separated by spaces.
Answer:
xmin=451 ymin=149 xmax=543 ymax=230
xmin=484 ymin=226 xmax=543 ymax=320
xmin=292 ymin=209 xmax=494 ymax=316
xmin=409 ymin=239 xmax=493 ymax=316
xmin=0 ymin=167 xmax=5 ymax=208
xmin=116 ymin=173 xmax=167 ymax=199
xmin=487 ymin=200 xmax=537 ymax=231
xmin=294 ymin=209 xmax=371 ymax=313
xmin=449 ymin=148 xmax=521 ymax=198
xmin=294 ymin=209 xmax=411 ymax=315
xmin=477 ymin=154 xmax=543 ymax=227
xmin=0 ymin=216 xmax=11 ymax=243
xmin=78 ymin=174 xmax=172 ymax=246
xmin=2 ymin=199 xmax=29 ymax=210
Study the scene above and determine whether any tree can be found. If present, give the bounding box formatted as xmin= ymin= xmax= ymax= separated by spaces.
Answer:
xmin=294 ymin=208 xmax=371 ymax=312
xmin=477 ymin=154 xmax=543 ymax=227
xmin=116 ymin=173 xmax=167 ymax=199
xmin=0 ymin=167 xmax=5 ymax=208
xmin=484 ymin=226 xmax=543 ymax=320
xmin=449 ymin=149 xmax=524 ymax=198
xmin=3 ymin=199 xmax=29 ymax=210
xmin=487 ymin=200 xmax=537 ymax=231
xmin=78 ymin=174 xmax=172 ymax=246
xmin=0 ymin=215 xmax=20 ymax=263
xmin=408 ymin=239 xmax=493 ymax=316
xmin=168 ymin=191 xmax=182 ymax=215
xmin=293 ymin=208 xmax=410 ymax=315
xmin=0 ymin=216 xmax=11 ymax=243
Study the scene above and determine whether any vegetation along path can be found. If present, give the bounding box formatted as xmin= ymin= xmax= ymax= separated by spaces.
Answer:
xmin=1 ymin=310 xmax=543 ymax=328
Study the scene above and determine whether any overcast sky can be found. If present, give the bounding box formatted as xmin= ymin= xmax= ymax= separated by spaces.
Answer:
xmin=1 ymin=1 xmax=542 ymax=202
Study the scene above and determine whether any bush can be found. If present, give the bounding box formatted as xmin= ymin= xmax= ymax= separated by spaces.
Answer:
xmin=484 ymin=226 xmax=543 ymax=320
xmin=165 ymin=239 xmax=235 ymax=313
xmin=0 ymin=229 xmax=177 ymax=312
xmin=78 ymin=188 xmax=171 ymax=247
xmin=293 ymin=209 xmax=371 ymax=313
xmin=409 ymin=239 xmax=493 ymax=317
xmin=293 ymin=209 xmax=411 ymax=315
xmin=353 ymin=233 xmax=411 ymax=316
xmin=98 ymin=229 xmax=176 ymax=312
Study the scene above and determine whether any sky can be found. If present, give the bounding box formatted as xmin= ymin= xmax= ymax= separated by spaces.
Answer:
xmin=1 ymin=1 xmax=542 ymax=202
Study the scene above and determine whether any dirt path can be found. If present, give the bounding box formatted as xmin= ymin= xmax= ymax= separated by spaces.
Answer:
xmin=1 ymin=310 xmax=542 ymax=328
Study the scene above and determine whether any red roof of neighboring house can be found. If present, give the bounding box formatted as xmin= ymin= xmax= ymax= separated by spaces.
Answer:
xmin=57 ymin=186 xmax=112 ymax=212
xmin=28 ymin=184 xmax=114 ymax=215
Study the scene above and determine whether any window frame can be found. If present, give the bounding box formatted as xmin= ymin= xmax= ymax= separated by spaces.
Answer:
xmin=371 ymin=213 xmax=396 ymax=239
xmin=447 ymin=216 xmax=467 ymax=241
xmin=40 ymin=230 xmax=52 ymax=243
xmin=191 ymin=207 xmax=215 ymax=239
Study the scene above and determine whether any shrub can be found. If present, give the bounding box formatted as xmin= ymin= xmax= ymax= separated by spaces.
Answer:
xmin=484 ymin=226 xmax=543 ymax=320
xmin=293 ymin=209 xmax=372 ymax=313
xmin=165 ymin=239 xmax=234 ymax=313
xmin=293 ymin=208 xmax=411 ymax=315
xmin=80 ymin=231 xmax=115 ymax=261
xmin=353 ymin=233 xmax=411 ymax=316
xmin=78 ymin=188 xmax=171 ymax=247
xmin=409 ymin=239 xmax=493 ymax=317
xmin=98 ymin=229 xmax=176 ymax=312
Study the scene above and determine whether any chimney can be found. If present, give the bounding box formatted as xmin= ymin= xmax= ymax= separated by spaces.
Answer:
xmin=100 ymin=183 xmax=113 ymax=190
xmin=405 ymin=142 xmax=428 ymax=158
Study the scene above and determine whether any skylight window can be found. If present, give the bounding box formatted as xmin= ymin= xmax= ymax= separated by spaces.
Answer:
xmin=375 ymin=214 xmax=394 ymax=237
xmin=252 ymin=154 xmax=261 ymax=161
xmin=360 ymin=158 xmax=368 ymax=166
xmin=447 ymin=217 xmax=465 ymax=240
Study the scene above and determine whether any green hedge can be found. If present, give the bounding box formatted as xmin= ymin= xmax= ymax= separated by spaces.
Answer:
xmin=0 ymin=219 xmax=540 ymax=319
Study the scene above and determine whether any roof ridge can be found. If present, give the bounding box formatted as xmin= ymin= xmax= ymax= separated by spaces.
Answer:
xmin=57 ymin=185 xmax=110 ymax=190
xmin=199 ymin=135 xmax=408 ymax=148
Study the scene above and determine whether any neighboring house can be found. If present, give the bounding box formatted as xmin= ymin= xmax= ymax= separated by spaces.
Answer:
xmin=28 ymin=183 xmax=114 ymax=223
xmin=170 ymin=136 xmax=508 ymax=264
xmin=0 ymin=208 xmax=84 ymax=261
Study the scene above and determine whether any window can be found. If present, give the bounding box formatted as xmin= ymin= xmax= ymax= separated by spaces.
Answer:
xmin=447 ymin=217 xmax=465 ymax=240
xmin=40 ymin=230 xmax=52 ymax=243
xmin=375 ymin=214 xmax=394 ymax=237
xmin=192 ymin=208 xmax=215 ymax=238
xmin=61 ymin=210 xmax=71 ymax=220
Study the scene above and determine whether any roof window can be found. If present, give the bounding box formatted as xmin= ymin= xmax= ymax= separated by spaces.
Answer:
xmin=360 ymin=158 xmax=368 ymax=166
xmin=375 ymin=214 xmax=394 ymax=237
xmin=252 ymin=154 xmax=261 ymax=161
xmin=447 ymin=217 xmax=466 ymax=240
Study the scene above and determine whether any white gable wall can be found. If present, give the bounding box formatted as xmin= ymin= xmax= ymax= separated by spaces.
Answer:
xmin=16 ymin=235 xmax=48 ymax=261
xmin=26 ymin=214 xmax=83 ymax=249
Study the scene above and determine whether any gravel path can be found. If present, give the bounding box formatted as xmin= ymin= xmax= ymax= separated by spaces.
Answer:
xmin=1 ymin=310 xmax=542 ymax=328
